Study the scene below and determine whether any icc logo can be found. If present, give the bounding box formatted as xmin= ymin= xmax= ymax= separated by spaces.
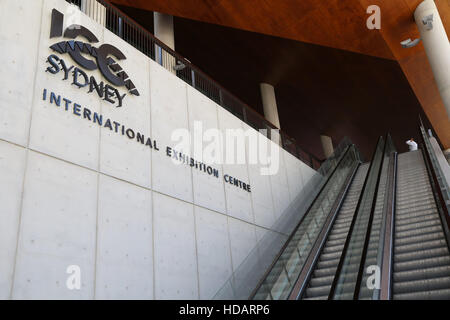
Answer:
xmin=46 ymin=8 xmax=139 ymax=107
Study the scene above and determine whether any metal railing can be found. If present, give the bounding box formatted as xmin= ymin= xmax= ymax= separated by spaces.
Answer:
xmin=65 ymin=0 xmax=322 ymax=169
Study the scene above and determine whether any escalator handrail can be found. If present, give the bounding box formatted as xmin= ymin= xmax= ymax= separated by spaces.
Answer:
xmin=249 ymin=144 xmax=354 ymax=299
xmin=353 ymin=133 xmax=390 ymax=299
xmin=328 ymin=136 xmax=384 ymax=299
xmin=379 ymin=151 xmax=397 ymax=300
xmin=288 ymin=161 xmax=361 ymax=300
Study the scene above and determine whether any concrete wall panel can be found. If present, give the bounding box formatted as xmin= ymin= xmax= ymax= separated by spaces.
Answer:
xmin=98 ymin=30 xmax=152 ymax=188
xmin=241 ymin=122 xmax=276 ymax=229
xmin=12 ymin=151 xmax=97 ymax=299
xmin=187 ymin=87 xmax=226 ymax=214
xmin=228 ymin=217 xmax=257 ymax=272
xmin=217 ymin=107 xmax=253 ymax=223
xmin=284 ymin=151 xmax=305 ymax=201
xmin=194 ymin=206 xmax=232 ymax=299
xmin=0 ymin=0 xmax=43 ymax=146
xmin=29 ymin=0 xmax=105 ymax=170
xmin=95 ymin=175 xmax=153 ymax=299
xmin=268 ymin=143 xmax=291 ymax=220
xmin=0 ymin=141 xmax=27 ymax=299
xmin=150 ymin=61 xmax=193 ymax=203
xmin=153 ymin=192 xmax=198 ymax=299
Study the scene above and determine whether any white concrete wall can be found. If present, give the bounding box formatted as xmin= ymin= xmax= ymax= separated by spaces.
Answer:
xmin=0 ymin=0 xmax=317 ymax=299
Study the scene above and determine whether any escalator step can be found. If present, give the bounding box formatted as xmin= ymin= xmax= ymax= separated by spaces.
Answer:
xmin=395 ymin=238 xmax=448 ymax=254
xmin=397 ymin=191 xmax=431 ymax=199
xmin=305 ymin=284 xmax=331 ymax=297
xmin=394 ymin=255 xmax=450 ymax=272
xmin=309 ymin=275 xmax=334 ymax=287
xmin=325 ymin=238 xmax=349 ymax=248
xmin=396 ymin=193 xmax=434 ymax=204
xmin=314 ymin=266 xmax=338 ymax=278
xmin=395 ymin=225 xmax=445 ymax=240
xmin=393 ymin=288 xmax=450 ymax=300
xmin=396 ymin=201 xmax=436 ymax=212
xmin=395 ymin=208 xmax=438 ymax=220
xmin=397 ymin=186 xmax=431 ymax=195
xmin=396 ymin=219 xmax=442 ymax=233
xmin=397 ymin=181 xmax=430 ymax=190
xmin=394 ymin=247 xmax=450 ymax=263
xmin=322 ymin=243 xmax=344 ymax=254
xmin=317 ymin=257 xmax=340 ymax=269
xmin=394 ymin=265 xmax=450 ymax=283
xmin=303 ymin=295 xmax=328 ymax=300
xmin=396 ymin=215 xmax=440 ymax=228
xmin=320 ymin=250 xmax=344 ymax=262
xmin=393 ymin=276 xmax=450 ymax=294
xmin=327 ymin=232 xmax=349 ymax=241
xmin=395 ymin=231 xmax=445 ymax=246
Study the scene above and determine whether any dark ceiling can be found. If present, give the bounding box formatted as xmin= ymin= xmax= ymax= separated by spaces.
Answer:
xmin=115 ymin=4 xmax=435 ymax=160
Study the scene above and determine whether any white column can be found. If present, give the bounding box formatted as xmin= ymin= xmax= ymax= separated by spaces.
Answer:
xmin=153 ymin=12 xmax=175 ymax=50
xmin=320 ymin=135 xmax=334 ymax=159
xmin=153 ymin=12 xmax=176 ymax=72
xmin=260 ymin=83 xmax=281 ymax=145
xmin=414 ymin=0 xmax=450 ymax=119
xmin=260 ymin=83 xmax=281 ymax=128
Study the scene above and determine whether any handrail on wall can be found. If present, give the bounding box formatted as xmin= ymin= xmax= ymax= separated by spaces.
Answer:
xmin=379 ymin=150 xmax=397 ymax=300
xmin=65 ymin=0 xmax=323 ymax=169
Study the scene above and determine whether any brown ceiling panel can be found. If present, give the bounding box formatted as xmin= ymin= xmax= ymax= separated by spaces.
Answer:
xmin=112 ymin=0 xmax=394 ymax=59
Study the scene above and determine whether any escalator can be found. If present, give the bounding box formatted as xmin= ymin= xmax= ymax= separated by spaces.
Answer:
xmin=250 ymin=142 xmax=364 ymax=300
xmin=250 ymin=119 xmax=450 ymax=300
xmin=392 ymin=150 xmax=450 ymax=299
xmin=301 ymin=164 xmax=369 ymax=299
